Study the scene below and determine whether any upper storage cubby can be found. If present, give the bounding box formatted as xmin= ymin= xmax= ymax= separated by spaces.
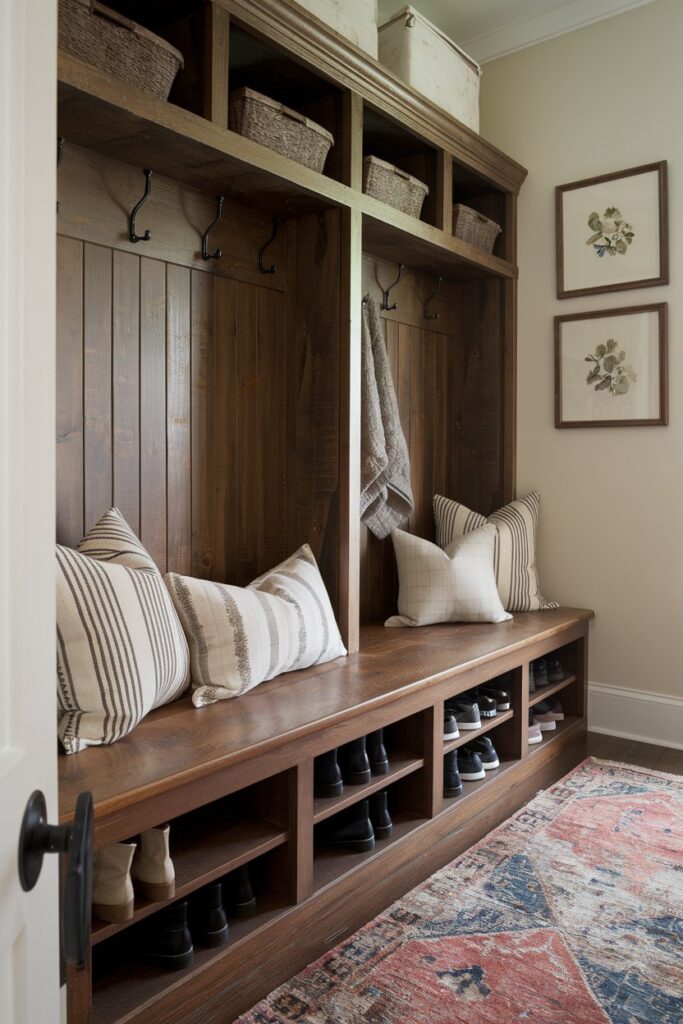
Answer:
xmin=452 ymin=158 xmax=509 ymax=262
xmin=363 ymin=106 xmax=440 ymax=227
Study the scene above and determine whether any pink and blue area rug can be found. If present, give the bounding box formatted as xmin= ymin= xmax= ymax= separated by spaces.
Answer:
xmin=238 ymin=758 xmax=683 ymax=1023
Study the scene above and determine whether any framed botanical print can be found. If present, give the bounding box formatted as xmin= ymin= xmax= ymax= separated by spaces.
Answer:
xmin=555 ymin=303 xmax=668 ymax=428
xmin=556 ymin=162 xmax=668 ymax=298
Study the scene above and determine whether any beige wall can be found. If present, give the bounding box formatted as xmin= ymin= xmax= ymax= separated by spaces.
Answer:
xmin=480 ymin=0 xmax=682 ymax=699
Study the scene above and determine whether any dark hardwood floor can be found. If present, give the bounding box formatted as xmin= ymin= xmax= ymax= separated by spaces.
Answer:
xmin=587 ymin=731 xmax=683 ymax=776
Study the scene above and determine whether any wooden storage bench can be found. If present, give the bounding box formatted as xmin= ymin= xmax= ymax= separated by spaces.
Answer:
xmin=61 ymin=608 xmax=592 ymax=1024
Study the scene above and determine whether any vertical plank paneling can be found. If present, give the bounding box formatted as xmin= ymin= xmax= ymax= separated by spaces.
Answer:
xmin=235 ymin=282 xmax=259 ymax=583
xmin=191 ymin=270 xmax=215 ymax=578
xmin=257 ymin=286 xmax=287 ymax=572
xmin=166 ymin=264 xmax=192 ymax=574
xmin=112 ymin=250 xmax=140 ymax=533
xmin=212 ymin=276 xmax=237 ymax=583
xmin=83 ymin=243 xmax=112 ymax=533
xmin=56 ymin=236 xmax=84 ymax=547
xmin=140 ymin=257 xmax=167 ymax=571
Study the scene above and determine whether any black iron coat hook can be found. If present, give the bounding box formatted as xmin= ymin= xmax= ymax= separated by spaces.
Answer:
xmin=129 ymin=169 xmax=153 ymax=243
xmin=423 ymin=276 xmax=443 ymax=320
xmin=381 ymin=263 xmax=405 ymax=311
xmin=202 ymin=195 xmax=224 ymax=260
xmin=258 ymin=217 xmax=280 ymax=274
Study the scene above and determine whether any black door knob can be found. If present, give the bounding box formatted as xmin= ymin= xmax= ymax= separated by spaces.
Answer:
xmin=18 ymin=789 xmax=93 ymax=970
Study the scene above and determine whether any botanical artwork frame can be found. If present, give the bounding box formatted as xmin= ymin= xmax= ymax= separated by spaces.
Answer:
xmin=556 ymin=162 xmax=668 ymax=299
xmin=554 ymin=303 xmax=668 ymax=428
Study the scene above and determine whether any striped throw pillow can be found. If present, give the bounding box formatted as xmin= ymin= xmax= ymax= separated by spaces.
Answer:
xmin=165 ymin=545 xmax=347 ymax=707
xmin=57 ymin=509 xmax=191 ymax=754
xmin=433 ymin=492 xmax=558 ymax=612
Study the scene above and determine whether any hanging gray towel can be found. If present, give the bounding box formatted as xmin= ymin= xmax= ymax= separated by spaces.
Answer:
xmin=360 ymin=298 xmax=414 ymax=538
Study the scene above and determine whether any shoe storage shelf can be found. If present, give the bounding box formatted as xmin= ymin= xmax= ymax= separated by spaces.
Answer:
xmin=60 ymin=610 xmax=591 ymax=1024
xmin=54 ymin=1 xmax=592 ymax=1021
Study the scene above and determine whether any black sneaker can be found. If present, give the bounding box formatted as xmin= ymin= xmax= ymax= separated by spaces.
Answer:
xmin=443 ymin=708 xmax=460 ymax=741
xmin=446 ymin=699 xmax=481 ymax=731
xmin=338 ymin=736 xmax=371 ymax=785
xmin=534 ymin=658 xmax=551 ymax=688
xmin=465 ymin=736 xmax=500 ymax=770
xmin=478 ymin=686 xmax=511 ymax=711
xmin=317 ymin=800 xmax=375 ymax=852
xmin=462 ymin=690 xmax=497 ymax=719
xmin=443 ymin=750 xmax=463 ymax=796
xmin=457 ymin=748 xmax=486 ymax=781
xmin=547 ymin=658 xmax=566 ymax=684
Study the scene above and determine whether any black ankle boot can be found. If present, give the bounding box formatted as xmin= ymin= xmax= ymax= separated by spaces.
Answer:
xmin=226 ymin=864 xmax=256 ymax=918
xmin=317 ymin=799 xmax=375 ymax=852
xmin=367 ymin=729 xmax=389 ymax=775
xmin=369 ymin=790 xmax=392 ymax=839
xmin=444 ymin=750 xmax=463 ymax=797
xmin=143 ymin=900 xmax=194 ymax=971
xmin=189 ymin=881 xmax=228 ymax=947
xmin=314 ymin=748 xmax=343 ymax=797
xmin=338 ymin=736 xmax=371 ymax=785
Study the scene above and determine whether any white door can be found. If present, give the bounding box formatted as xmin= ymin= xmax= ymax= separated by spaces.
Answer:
xmin=0 ymin=1 xmax=60 ymax=1022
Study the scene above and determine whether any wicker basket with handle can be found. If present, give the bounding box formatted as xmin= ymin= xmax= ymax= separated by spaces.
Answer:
xmin=453 ymin=204 xmax=502 ymax=253
xmin=59 ymin=0 xmax=184 ymax=100
xmin=229 ymin=88 xmax=335 ymax=173
xmin=363 ymin=156 xmax=429 ymax=218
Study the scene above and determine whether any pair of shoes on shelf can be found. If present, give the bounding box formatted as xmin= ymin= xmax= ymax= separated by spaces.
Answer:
xmin=529 ymin=657 xmax=566 ymax=693
xmin=317 ymin=791 xmax=393 ymax=852
xmin=92 ymin=824 xmax=175 ymax=924
xmin=444 ymin=737 xmax=500 ymax=794
xmin=531 ymin=698 xmax=564 ymax=733
xmin=314 ymin=730 xmax=389 ymax=798
xmin=141 ymin=863 xmax=256 ymax=972
xmin=445 ymin=684 xmax=510 ymax=735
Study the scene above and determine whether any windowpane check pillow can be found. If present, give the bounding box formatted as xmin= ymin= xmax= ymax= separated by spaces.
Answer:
xmin=385 ymin=526 xmax=512 ymax=627
xmin=165 ymin=545 xmax=347 ymax=707
xmin=433 ymin=492 xmax=558 ymax=612
xmin=57 ymin=508 xmax=191 ymax=754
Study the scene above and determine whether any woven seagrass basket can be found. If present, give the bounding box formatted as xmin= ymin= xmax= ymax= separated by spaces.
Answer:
xmin=229 ymin=88 xmax=335 ymax=173
xmin=453 ymin=204 xmax=502 ymax=253
xmin=363 ymin=156 xmax=429 ymax=218
xmin=59 ymin=0 xmax=184 ymax=100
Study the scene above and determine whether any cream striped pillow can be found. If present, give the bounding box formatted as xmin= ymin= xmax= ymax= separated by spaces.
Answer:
xmin=433 ymin=492 xmax=558 ymax=612
xmin=165 ymin=545 xmax=347 ymax=707
xmin=57 ymin=509 xmax=191 ymax=754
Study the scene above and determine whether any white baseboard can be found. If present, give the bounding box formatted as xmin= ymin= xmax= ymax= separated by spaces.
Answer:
xmin=588 ymin=681 xmax=683 ymax=750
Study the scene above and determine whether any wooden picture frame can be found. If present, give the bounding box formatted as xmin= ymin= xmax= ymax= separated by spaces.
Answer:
xmin=555 ymin=303 xmax=668 ymax=428
xmin=556 ymin=161 xmax=668 ymax=299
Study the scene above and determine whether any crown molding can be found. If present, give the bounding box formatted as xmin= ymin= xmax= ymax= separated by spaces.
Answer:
xmin=463 ymin=0 xmax=655 ymax=64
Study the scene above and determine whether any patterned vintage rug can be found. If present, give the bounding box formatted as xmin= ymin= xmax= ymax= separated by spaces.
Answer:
xmin=238 ymin=758 xmax=683 ymax=1023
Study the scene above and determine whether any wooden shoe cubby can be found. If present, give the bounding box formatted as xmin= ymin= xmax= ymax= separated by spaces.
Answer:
xmin=54 ymin=1 xmax=593 ymax=1020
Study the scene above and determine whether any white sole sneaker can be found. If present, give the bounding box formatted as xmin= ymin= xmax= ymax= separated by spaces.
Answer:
xmin=481 ymin=758 xmax=500 ymax=770
xmin=459 ymin=769 xmax=486 ymax=781
xmin=535 ymin=719 xmax=557 ymax=732
xmin=528 ymin=732 xmax=543 ymax=744
xmin=443 ymin=731 xmax=460 ymax=741
xmin=456 ymin=720 xmax=482 ymax=730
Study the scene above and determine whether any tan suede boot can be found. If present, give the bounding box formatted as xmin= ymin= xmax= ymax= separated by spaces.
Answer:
xmin=131 ymin=824 xmax=175 ymax=901
xmin=92 ymin=842 xmax=136 ymax=923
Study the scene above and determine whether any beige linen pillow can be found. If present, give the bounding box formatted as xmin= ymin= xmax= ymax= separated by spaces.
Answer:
xmin=165 ymin=544 xmax=347 ymax=707
xmin=433 ymin=492 xmax=558 ymax=612
xmin=57 ymin=509 xmax=191 ymax=754
xmin=385 ymin=525 xmax=512 ymax=627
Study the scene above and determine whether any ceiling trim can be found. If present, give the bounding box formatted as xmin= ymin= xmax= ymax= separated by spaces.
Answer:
xmin=462 ymin=0 xmax=655 ymax=64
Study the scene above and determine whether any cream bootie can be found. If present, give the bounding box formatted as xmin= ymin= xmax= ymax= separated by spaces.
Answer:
xmin=131 ymin=824 xmax=175 ymax=902
xmin=92 ymin=842 xmax=136 ymax=923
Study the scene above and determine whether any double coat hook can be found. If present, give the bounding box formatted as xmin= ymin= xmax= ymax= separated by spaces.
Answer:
xmin=201 ymin=195 xmax=224 ymax=260
xmin=129 ymin=168 xmax=153 ymax=243
xmin=381 ymin=263 xmax=405 ymax=311
xmin=258 ymin=217 xmax=280 ymax=274
xmin=423 ymin=276 xmax=443 ymax=320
